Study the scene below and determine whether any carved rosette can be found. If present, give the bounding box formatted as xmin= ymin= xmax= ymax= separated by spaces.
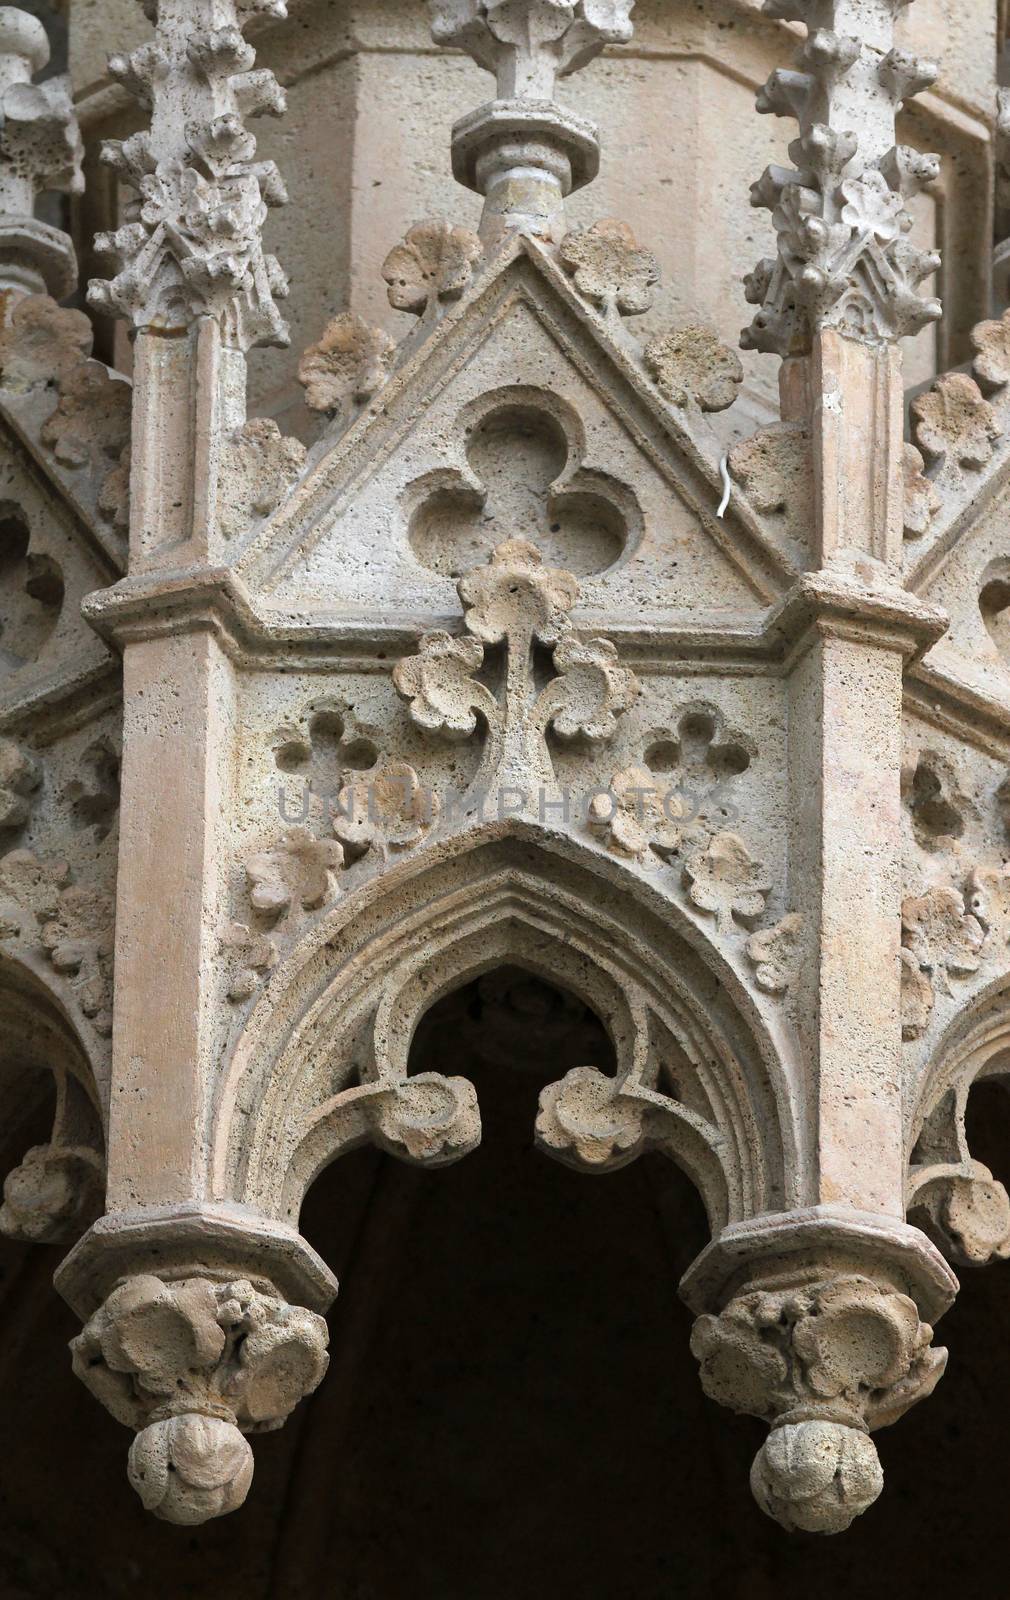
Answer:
xmin=71 ymin=1274 xmax=329 ymax=1524
xmin=691 ymin=1275 xmax=945 ymax=1533
xmin=90 ymin=1 xmax=290 ymax=346
xmin=743 ymin=1 xmax=941 ymax=355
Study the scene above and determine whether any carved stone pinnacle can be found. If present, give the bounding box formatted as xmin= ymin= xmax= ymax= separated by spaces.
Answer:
xmin=429 ymin=0 xmax=635 ymax=241
xmin=0 ymin=6 xmax=83 ymax=303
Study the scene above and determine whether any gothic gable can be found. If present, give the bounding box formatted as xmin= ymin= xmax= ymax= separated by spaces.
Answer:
xmin=240 ymin=240 xmax=789 ymax=624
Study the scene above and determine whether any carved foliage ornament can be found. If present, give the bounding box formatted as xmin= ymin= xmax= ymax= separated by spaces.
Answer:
xmin=394 ymin=538 xmax=638 ymax=793
xmin=72 ymin=1275 xmax=329 ymax=1524
xmin=691 ymin=1275 xmax=945 ymax=1533
xmin=744 ymin=5 xmax=941 ymax=355
xmin=428 ymin=0 xmax=635 ymax=99
xmin=382 ymin=219 xmax=484 ymax=316
xmin=90 ymin=5 xmax=290 ymax=346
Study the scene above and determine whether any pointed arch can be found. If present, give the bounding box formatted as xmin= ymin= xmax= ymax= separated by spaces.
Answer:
xmin=213 ymin=826 xmax=800 ymax=1233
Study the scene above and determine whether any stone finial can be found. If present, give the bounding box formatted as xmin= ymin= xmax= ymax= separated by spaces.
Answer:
xmin=743 ymin=0 xmax=942 ymax=356
xmin=90 ymin=0 xmax=289 ymax=346
xmin=0 ymin=7 xmax=83 ymax=304
xmin=429 ymin=0 xmax=635 ymax=242
xmin=71 ymin=1273 xmax=329 ymax=1524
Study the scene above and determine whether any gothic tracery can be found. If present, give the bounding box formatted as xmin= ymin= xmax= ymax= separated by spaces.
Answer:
xmin=0 ymin=0 xmax=1008 ymax=1548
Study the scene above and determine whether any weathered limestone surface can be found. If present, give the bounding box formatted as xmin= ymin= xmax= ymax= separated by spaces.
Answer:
xmin=0 ymin=0 xmax=1008 ymax=1550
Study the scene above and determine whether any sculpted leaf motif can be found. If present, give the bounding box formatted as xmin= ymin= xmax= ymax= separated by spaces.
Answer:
xmin=588 ymin=764 xmax=687 ymax=860
xmin=970 ymin=307 xmax=1010 ymax=393
xmin=0 ymin=1143 xmax=102 ymax=1244
xmin=245 ymin=828 xmax=343 ymax=921
xmin=372 ymin=1072 xmax=481 ymax=1164
xmin=392 ymin=631 xmax=489 ymax=738
xmin=900 ymin=946 xmax=934 ymax=1041
xmin=839 ymin=170 xmax=904 ymax=245
xmin=937 ymin=1162 xmax=1010 ymax=1265
xmin=459 ymin=537 xmax=577 ymax=647
xmin=0 ymin=848 xmax=68 ymax=933
xmin=746 ymin=913 xmax=804 ymax=995
xmin=429 ymin=0 xmax=633 ymax=88
xmin=535 ymin=1065 xmax=645 ymax=1166
xmin=382 ymin=219 xmax=483 ymax=314
xmin=333 ymin=762 xmax=439 ymax=860
xmin=0 ymin=741 xmax=40 ymax=832
xmin=729 ymin=420 xmax=812 ymax=521
xmin=217 ymin=419 xmax=305 ymax=540
xmin=0 ymin=296 xmax=92 ymax=394
xmin=298 ymin=312 xmax=395 ymax=418
xmin=901 ymin=886 xmax=985 ymax=998
xmin=683 ymin=830 xmax=770 ymax=934
xmin=41 ymin=360 xmax=132 ymax=472
xmin=911 ymin=373 xmax=1002 ymax=471
xmin=643 ymin=324 xmax=743 ymax=412
xmin=40 ymin=885 xmax=116 ymax=1035
xmin=901 ymin=442 xmax=939 ymax=539
xmin=559 ymin=218 xmax=659 ymax=317
xmin=540 ymin=634 xmax=639 ymax=741
xmin=219 ymin=921 xmax=278 ymax=1004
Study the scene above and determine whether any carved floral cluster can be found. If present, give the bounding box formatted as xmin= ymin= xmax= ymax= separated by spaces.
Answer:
xmin=744 ymin=11 xmax=941 ymax=356
xmin=72 ymin=1274 xmax=329 ymax=1523
xmin=587 ymin=714 xmax=800 ymax=993
xmin=691 ymin=1274 xmax=945 ymax=1532
xmin=394 ymin=539 xmax=638 ymax=788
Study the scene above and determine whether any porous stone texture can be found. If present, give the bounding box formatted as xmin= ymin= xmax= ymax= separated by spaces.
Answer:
xmin=0 ymin=0 xmax=1005 ymax=1555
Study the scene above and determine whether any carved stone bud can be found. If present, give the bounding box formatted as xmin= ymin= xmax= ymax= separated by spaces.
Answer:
xmin=128 ymin=1414 xmax=254 ymax=1526
xmin=71 ymin=1274 xmax=329 ymax=1524
xmin=750 ymin=1421 xmax=883 ymax=1536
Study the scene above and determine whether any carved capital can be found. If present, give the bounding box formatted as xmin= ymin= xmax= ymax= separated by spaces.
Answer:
xmin=691 ymin=1273 xmax=945 ymax=1532
xmin=71 ymin=1273 xmax=329 ymax=1523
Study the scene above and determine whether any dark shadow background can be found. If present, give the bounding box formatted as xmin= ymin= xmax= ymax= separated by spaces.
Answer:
xmin=1 ymin=978 xmax=1008 ymax=1598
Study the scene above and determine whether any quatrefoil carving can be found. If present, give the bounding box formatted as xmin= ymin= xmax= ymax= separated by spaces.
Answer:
xmin=405 ymin=391 xmax=642 ymax=580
